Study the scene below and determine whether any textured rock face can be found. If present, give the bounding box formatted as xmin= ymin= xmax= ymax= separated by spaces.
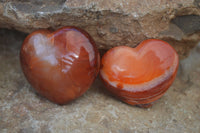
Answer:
xmin=0 ymin=0 xmax=200 ymax=58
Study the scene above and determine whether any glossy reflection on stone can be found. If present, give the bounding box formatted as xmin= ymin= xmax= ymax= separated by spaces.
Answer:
xmin=100 ymin=39 xmax=179 ymax=108
xmin=20 ymin=27 xmax=100 ymax=104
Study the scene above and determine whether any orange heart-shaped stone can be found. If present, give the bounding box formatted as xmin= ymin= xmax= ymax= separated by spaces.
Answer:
xmin=100 ymin=39 xmax=179 ymax=107
xmin=20 ymin=27 xmax=100 ymax=104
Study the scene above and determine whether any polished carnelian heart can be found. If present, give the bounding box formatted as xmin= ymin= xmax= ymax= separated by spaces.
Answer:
xmin=100 ymin=39 xmax=179 ymax=108
xmin=20 ymin=27 xmax=100 ymax=105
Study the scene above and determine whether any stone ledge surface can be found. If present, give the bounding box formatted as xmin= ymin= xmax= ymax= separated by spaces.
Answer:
xmin=0 ymin=29 xmax=200 ymax=133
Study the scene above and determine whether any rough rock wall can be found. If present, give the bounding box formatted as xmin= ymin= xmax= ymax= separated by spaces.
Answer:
xmin=0 ymin=0 xmax=200 ymax=58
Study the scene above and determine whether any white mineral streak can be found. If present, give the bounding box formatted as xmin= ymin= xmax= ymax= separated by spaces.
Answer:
xmin=100 ymin=54 xmax=178 ymax=92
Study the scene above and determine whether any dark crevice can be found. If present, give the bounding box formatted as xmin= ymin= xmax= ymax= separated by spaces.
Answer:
xmin=171 ymin=15 xmax=200 ymax=35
